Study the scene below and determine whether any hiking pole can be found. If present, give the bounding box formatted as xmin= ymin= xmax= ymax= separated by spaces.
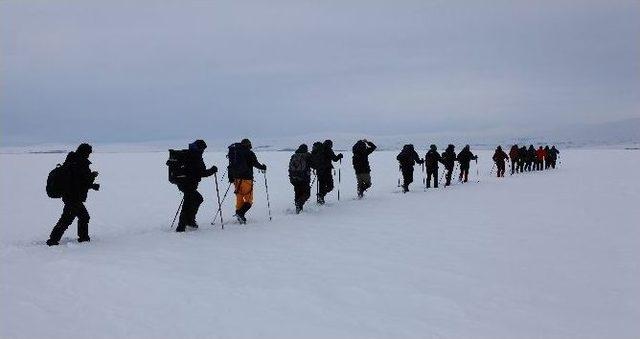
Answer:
xmin=211 ymin=182 xmax=232 ymax=225
xmin=337 ymin=159 xmax=341 ymax=201
xmin=263 ymin=170 xmax=272 ymax=221
xmin=489 ymin=163 xmax=495 ymax=177
xmin=213 ymin=172 xmax=225 ymax=230
xmin=397 ymin=165 xmax=402 ymax=188
xmin=475 ymin=159 xmax=480 ymax=183
xmin=421 ymin=162 xmax=426 ymax=187
xmin=171 ymin=197 xmax=184 ymax=229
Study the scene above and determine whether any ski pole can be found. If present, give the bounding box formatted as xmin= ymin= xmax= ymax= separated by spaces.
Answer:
xmin=170 ymin=197 xmax=184 ymax=229
xmin=421 ymin=162 xmax=425 ymax=187
xmin=263 ymin=170 xmax=272 ymax=221
xmin=475 ymin=158 xmax=480 ymax=183
xmin=213 ymin=172 xmax=225 ymax=230
xmin=397 ymin=165 xmax=402 ymax=188
xmin=337 ymin=159 xmax=341 ymax=201
xmin=211 ymin=182 xmax=232 ymax=225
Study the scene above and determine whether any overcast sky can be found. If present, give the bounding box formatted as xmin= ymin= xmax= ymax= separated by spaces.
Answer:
xmin=1 ymin=0 xmax=639 ymax=145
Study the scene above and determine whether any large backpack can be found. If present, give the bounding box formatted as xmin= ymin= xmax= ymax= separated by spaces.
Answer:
xmin=288 ymin=153 xmax=308 ymax=184
xmin=227 ymin=143 xmax=249 ymax=182
xmin=166 ymin=149 xmax=189 ymax=185
xmin=310 ymin=142 xmax=324 ymax=170
xmin=46 ymin=163 xmax=70 ymax=199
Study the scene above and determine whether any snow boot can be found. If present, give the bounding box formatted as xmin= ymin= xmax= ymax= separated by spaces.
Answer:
xmin=46 ymin=239 xmax=59 ymax=246
xmin=78 ymin=236 xmax=90 ymax=243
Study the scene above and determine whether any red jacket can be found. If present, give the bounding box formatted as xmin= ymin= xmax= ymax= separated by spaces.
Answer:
xmin=536 ymin=148 xmax=546 ymax=160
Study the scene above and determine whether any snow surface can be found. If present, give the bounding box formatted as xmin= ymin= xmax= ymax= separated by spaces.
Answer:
xmin=1 ymin=149 xmax=639 ymax=338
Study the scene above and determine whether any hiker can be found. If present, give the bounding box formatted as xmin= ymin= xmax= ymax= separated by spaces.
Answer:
xmin=525 ymin=145 xmax=535 ymax=171
xmin=456 ymin=145 xmax=478 ymax=183
xmin=228 ymin=139 xmax=267 ymax=224
xmin=352 ymin=139 xmax=377 ymax=198
xmin=509 ymin=144 xmax=519 ymax=174
xmin=517 ymin=146 xmax=527 ymax=173
xmin=424 ymin=144 xmax=444 ymax=188
xmin=170 ymin=140 xmax=218 ymax=232
xmin=492 ymin=145 xmax=509 ymax=177
xmin=548 ymin=145 xmax=560 ymax=168
xmin=310 ymin=140 xmax=343 ymax=204
xmin=396 ymin=144 xmax=424 ymax=193
xmin=288 ymin=144 xmax=312 ymax=214
xmin=46 ymin=143 xmax=100 ymax=246
xmin=544 ymin=146 xmax=551 ymax=169
xmin=536 ymin=146 xmax=546 ymax=171
xmin=441 ymin=144 xmax=457 ymax=186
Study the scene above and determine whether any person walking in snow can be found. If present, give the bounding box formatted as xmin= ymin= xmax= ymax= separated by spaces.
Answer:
xmin=288 ymin=144 xmax=312 ymax=214
xmin=441 ymin=144 xmax=457 ymax=186
xmin=47 ymin=143 xmax=100 ymax=245
xmin=509 ymin=144 xmax=519 ymax=175
xmin=548 ymin=145 xmax=560 ymax=168
xmin=396 ymin=144 xmax=424 ymax=193
xmin=310 ymin=139 xmax=343 ymax=204
xmin=517 ymin=146 xmax=527 ymax=173
xmin=352 ymin=139 xmax=377 ymax=198
xmin=227 ymin=139 xmax=267 ymax=224
xmin=173 ymin=140 xmax=217 ymax=232
xmin=492 ymin=145 xmax=509 ymax=177
xmin=456 ymin=145 xmax=478 ymax=183
xmin=424 ymin=144 xmax=444 ymax=188
xmin=536 ymin=146 xmax=546 ymax=171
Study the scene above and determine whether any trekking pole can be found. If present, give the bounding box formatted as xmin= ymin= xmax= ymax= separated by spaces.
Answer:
xmin=337 ymin=159 xmax=341 ymax=201
xmin=421 ymin=162 xmax=426 ymax=187
xmin=397 ymin=165 xmax=402 ymax=188
xmin=489 ymin=163 xmax=495 ymax=177
xmin=213 ymin=172 xmax=225 ymax=230
xmin=170 ymin=198 xmax=184 ymax=229
xmin=211 ymin=181 xmax=232 ymax=225
xmin=475 ymin=159 xmax=480 ymax=183
xmin=263 ymin=170 xmax=272 ymax=221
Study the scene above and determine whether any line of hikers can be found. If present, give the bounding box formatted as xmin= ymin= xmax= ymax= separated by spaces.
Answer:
xmin=44 ymin=140 xmax=558 ymax=246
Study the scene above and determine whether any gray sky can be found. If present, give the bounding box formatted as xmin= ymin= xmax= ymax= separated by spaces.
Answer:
xmin=1 ymin=0 xmax=639 ymax=145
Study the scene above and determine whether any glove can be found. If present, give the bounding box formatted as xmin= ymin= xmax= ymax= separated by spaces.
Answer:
xmin=337 ymin=153 xmax=344 ymax=160
xmin=262 ymin=164 xmax=267 ymax=171
xmin=91 ymin=183 xmax=100 ymax=191
xmin=210 ymin=165 xmax=218 ymax=173
xmin=92 ymin=171 xmax=99 ymax=178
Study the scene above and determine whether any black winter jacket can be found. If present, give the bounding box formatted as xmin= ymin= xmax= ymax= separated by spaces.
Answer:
xmin=352 ymin=140 xmax=376 ymax=174
xmin=62 ymin=151 xmax=97 ymax=202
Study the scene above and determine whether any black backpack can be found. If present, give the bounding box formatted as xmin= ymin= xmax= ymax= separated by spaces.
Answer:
xmin=46 ymin=163 xmax=70 ymax=199
xmin=288 ymin=153 xmax=308 ymax=184
xmin=310 ymin=142 xmax=324 ymax=169
xmin=166 ymin=149 xmax=189 ymax=185
xmin=227 ymin=143 xmax=249 ymax=182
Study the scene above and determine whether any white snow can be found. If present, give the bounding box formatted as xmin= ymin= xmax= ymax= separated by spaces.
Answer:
xmin=1 ymin=149 xmax=639 ymax=338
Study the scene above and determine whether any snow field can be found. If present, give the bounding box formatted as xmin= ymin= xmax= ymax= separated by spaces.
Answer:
xmin=1 ymin=149 xmax=639 ymax=338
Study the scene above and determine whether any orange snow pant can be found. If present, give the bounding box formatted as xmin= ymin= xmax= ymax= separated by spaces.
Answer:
xmin=234 ymin=179 xmax=254 ymax=210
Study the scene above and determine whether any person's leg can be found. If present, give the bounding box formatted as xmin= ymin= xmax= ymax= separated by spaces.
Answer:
xmin=48 ymin=202 xmax=76 ymax=244
xmin=75 ymin=202 xmax=90 ymax=241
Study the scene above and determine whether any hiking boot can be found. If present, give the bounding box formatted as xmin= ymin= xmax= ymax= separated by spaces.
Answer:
xmin=189 ymin=222 xmax=199 ymax=229
xmin=235 ymin=214 xmax=247 ymax=224
xmin=77 ymin=236 xmax=91 ymax=243
xmin=295 ymin=205 xmax=303 ymax=214
xmin=46 ymin=239 xmax=59 ymax=246
xmin=316 ymin=195 xmax=325 ymax=205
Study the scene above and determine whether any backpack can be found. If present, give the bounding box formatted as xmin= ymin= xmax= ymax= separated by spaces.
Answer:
xmin=310 ymin=142 xmax=324 ymax=169
xmin=46 ymin=163 xmax=70 ymax=199
xmin=166 ymin=149 xmax=189 ymax=185
xmin=227 ymin=143 xmax=249 ymax=182
xmin=288 ymin=153 xmax=308 ymax=183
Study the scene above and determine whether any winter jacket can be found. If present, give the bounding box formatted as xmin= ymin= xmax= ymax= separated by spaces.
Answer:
xmin=352 ymin=140 xmax=376 ymax=174
xmin=62 ymin=151 xmax=97 ymax=202
xmin=228 ymin=143 xmax=266 ymax=180
xmin=492 ymin=148 xmax=509 ymax=163
xmin=536 ymin=148 xmax=546 ymax=161
xmin=396 ymin=145 xmax=423 ymax=169
xmin=457 ymin=148 xmax=477 ymax=167
xmin=441 ymin=147 xmax=457 ymax=170
xmin=509 ymin=145 xmax=519 ymax=160
xmin=425 ymin=149 xmax=444 ymax=170
xmin=312 ymin=141 xmax=343 ymax=171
